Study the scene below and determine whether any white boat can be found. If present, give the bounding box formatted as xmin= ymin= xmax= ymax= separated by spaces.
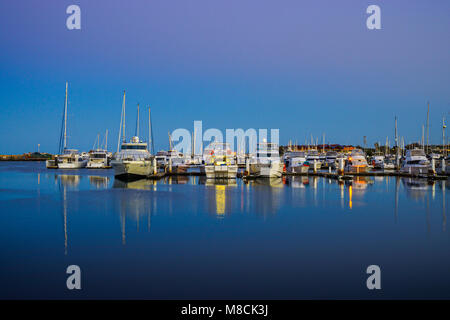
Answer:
xmin=49 ymin=82 xmax=87 ymax=169
xmin=204 ymin=142 xmax=238 ymax=179
xmin=111 ymin=136 xmax=154 ymax=179
xmin=111 ymin=93 xmax=155 ymax=180
xmin=284 ymin=151 xmax=309 ymax=173
xmin=400 ymin=148 xmax=429 ymax=175
xmin=87 ymin=149 xmax=111 ymax=168
xmin=306 ymin=150 xmax=322 ymax=171
xmin=249 ymin=141 xmax=283 ymax=178
xmin=166 ymin=149 xmax=188 ymax=174
xmin=345 ymin=149 xmax=369 ymax=173
xmin=57 ymin=149 xmax=88 ymax=169
xmin=324 ymin=151 xmax=338 ymax=169
xmin=382 ymin=157 xmax=395 ymax=170
xmin=155 ymin=150 xmax=168 ymax=167
xmin=371 ymin=153 xmax=385 ymax=170
xmin=46 ymin=159 xmax=57 ymax=168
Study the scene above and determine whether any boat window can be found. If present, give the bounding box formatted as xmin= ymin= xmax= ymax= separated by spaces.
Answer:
xmin=121 ymin=145 xmax=147 ymax=150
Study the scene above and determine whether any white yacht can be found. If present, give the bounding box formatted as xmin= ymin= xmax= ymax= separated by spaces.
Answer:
xmin=204 ymin=142 xmax=238 ymax=179
xmin=111 ymin=92 xmax=155 ymax=180
xmin=87 ymin=149 xmax=111 ymax=168
xmin=345 ymin=149 xmax=369 ymax=173
xmin=57 ymin=148 xmax=88 ymax=169
xmin=249 ymin=142 xmax=283 ymax=178
xmin=111 ymin=136 xmax=154 ymax=179
xmin=400 ymin=148 xmax=429 ymax=175
xmin=284 ymin=151 xmax=309 ymax=173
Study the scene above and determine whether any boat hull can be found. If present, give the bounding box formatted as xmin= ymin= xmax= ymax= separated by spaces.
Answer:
xmin=250 ymin=163 xmax=283 ymax=178
xmin=111 ymin=160 xmax=153 ymax=179
xmin=46 ymin=160 xmax=58 ymax=169
xmin=400 ymin=165 xmax=429 ymax=175
xmin=344 ymin=165 xmax=369 ymax=173
xmin=57 ymin=159 xmax=88 ymax=169
xmin=87 ymin=160 xmax=110 ymax=169
xmin=205 ymin=164 xmax=238 ymax=179
xmin=167 ymin=165 xmax=188 ymax=174
xmin=287 ymin=165 xmax=309 ymax=174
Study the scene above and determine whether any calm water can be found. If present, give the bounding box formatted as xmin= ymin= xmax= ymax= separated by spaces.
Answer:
xmin=0 ymin=161 xmax=448 ymax=299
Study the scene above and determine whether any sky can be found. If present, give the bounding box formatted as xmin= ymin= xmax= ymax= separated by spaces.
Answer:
xmin=0 ymin=0 xmax=449 ymax=154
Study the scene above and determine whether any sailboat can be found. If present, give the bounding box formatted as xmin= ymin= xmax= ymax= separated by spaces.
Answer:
xmin=111 ymin=94 xmax=155 ymax=180
xmin=48 ymin=82 xmax=88 ymax=169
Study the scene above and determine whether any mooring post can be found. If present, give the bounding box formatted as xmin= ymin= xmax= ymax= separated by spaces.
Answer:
xmin=245 ymin=157 xmax=250 ymax=176
xmin=338 ymin=158 xmax=344 ymax=175
xmin=153 ymin=157 xmax=157 ymax=175
xmin=431 ymin=157 xmax=436 ymax=175
xmin=169 ymin=158 xmax=173 ymax=174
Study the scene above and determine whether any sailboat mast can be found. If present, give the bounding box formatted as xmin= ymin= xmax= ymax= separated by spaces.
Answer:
xmin=136 ymin=104 xmax=140 ymax=138
xmin=192 ymin=127 xmax=196 ymax=159
xmin=426 ymin=101 xmax=430 ymax=153
xmin=148 ymin=106 xmax=153 ymax=154
xmin=105 ymin=129 xmax=108 ymax=150
xmin=443 ymin=117 xmax=446 ymax=157
xmin=117 ymin=90 xmax=126 ymax=153
xmin=122 ymin=91 xmax=126 ymax=143
xmin=63 ymin=82 xmax=68 ymax=150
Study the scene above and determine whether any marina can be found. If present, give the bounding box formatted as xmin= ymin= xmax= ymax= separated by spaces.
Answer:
xmin=36 ymin=83 xmax=449 ymax=184
xmin=1 ymin=0 xmax=449 ymax=303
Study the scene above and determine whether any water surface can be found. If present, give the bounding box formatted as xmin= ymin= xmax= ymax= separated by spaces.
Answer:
xmin=0 ymin=162 xmax=448 ymax=299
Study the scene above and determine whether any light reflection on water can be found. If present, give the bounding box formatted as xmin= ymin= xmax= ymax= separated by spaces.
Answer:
xmin=0 ymin=162 xmax=448 ymax=299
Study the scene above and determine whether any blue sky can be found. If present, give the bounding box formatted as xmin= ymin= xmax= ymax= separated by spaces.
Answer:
xmin=0 ymin=0 xmax=449 ymax=154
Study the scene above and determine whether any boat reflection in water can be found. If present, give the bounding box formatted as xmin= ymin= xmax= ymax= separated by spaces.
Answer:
xmin=246 ymin=178 xmax=283 ymax=217
xmin=112 ymin=178 xmax=156 ymax=244
xmin=58 ymin=174 xmax=81 ymax=188
xmin=164 ymin=175 xmax=189 ymax=185
xmin=113 ymin=178 xmax=158 ymax=190
xmin=283 ymin=176 xmax=309 ymax=188
xmin=89 ymin=175 xmax=110 ymax=189
xmin=401 ymin=177 xmax=430 ymax=200
xmin=201 ymin=178 xmax=237 ymax=217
